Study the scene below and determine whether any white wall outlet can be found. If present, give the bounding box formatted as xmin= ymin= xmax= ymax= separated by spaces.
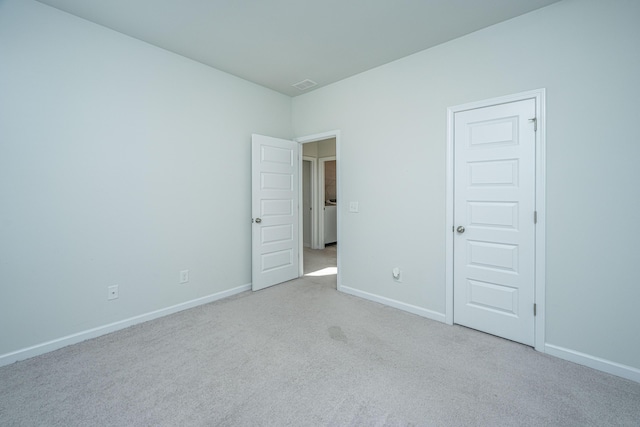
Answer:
xmin=179 ymin=269 xmax=189 ymax=284
xmin=392 ymin=267 xmax=402 ymax=282
xmin=107 ymin=285 xmax=119 ymax=300
xmin=349 ymin=201 xmax=359 ymax=213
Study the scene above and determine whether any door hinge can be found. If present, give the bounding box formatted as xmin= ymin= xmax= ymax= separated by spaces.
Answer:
xmin=529 ymin=117 xmax=537 ymax=132
xmin=534 ymin=211 xmax=538 ymax=224
xmin=534 ymin=303 xmax=537 ymax=316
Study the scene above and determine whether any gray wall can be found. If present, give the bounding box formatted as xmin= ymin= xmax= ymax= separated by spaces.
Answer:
xmin=0 ymin=0 xmax=292 ymax=356
xmin=293 ymin=0 xmax=640 ymax=374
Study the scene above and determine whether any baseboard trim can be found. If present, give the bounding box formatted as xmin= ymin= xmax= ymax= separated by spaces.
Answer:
xmin=0 ymin=283 xmax=251 ymax=367
xmin=545 ymin=343 xmax=640 ymax=383
xmin=338 ymin=285 xmax=446 ymax=323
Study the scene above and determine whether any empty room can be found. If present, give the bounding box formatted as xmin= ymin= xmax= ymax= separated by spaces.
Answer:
xmin=1 ymin=0 xmax=639 ymax=425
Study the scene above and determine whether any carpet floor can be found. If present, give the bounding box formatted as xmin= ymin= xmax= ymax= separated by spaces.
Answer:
xmin=1 ymin=246 xmax=639 ymax=426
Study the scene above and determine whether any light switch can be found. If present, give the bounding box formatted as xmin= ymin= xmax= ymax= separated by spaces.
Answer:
xmin=349 ymin=201 xmax=359 ymax=213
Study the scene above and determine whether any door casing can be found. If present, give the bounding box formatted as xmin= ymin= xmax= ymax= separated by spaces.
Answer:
xmin=445 ymin=89 xmax=546 ymax=352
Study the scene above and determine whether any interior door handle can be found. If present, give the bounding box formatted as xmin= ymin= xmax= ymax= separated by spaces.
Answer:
xmin=255 ymin=218 xmax=262 ymax=223
xmin=456 ymin=226 xmax=465 ymax=233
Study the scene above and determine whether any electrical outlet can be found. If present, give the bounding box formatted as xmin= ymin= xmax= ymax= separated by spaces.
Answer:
xmin=108 ymin=285 xmax=119 ymax=300
xmin=392 ymin=267 xmax=402 ymax=282
xmin=179 ymin=269 xmax=189 ymax=284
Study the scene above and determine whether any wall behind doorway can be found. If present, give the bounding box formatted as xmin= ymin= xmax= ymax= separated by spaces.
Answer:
xmin=324 ymin=160 xmax=337 ymax=202
xmin=303 ymin=138 xmax=336 ymax=158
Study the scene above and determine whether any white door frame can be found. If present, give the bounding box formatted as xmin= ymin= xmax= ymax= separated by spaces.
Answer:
xmin=295 ymin=130 xmax=341 ymax=288
xmin=445 ymin=89 xmax=546 ymax=351
xmin=318 ymin=155 xmax=337 ymax=247
xmin=302 ymin=156 xmax=318 ymax=249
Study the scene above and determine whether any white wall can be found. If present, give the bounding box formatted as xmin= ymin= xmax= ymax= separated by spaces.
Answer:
xmin=0 ymin=0 xmax=292 ymax=358
xmin=292 ymin=0 xmax=640 ymax=376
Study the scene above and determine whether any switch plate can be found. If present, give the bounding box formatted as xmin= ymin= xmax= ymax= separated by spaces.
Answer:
xmin=180 ymin=270 xmax=189 ymax=284
xmin=108 ymin=285 xmax=119 ymax=300
xmin=349 ymin=201 xmax=359 ymax=213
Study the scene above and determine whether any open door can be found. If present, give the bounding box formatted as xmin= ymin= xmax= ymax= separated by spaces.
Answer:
xmin=251 ymin=134 xmax=299 ymax=291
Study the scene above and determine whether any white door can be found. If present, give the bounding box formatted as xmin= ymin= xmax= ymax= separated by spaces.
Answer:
xmin=453 ymin=99 xmax=536 ymax=346
xmin=251 ymin=134 xmax=299 ymax=291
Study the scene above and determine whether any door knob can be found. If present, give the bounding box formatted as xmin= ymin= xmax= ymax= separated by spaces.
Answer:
xmin=255 ymin=218 xmax=262 ymax=223
xmin=456 ymin=226 xmax=465 ymax=233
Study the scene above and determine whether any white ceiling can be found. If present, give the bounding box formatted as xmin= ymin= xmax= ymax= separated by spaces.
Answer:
xmin=36 ymin=0 xmax=561 ymax=97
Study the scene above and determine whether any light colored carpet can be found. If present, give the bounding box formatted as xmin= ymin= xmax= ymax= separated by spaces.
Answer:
xmin=1 ymin=245 xmax=639 ymax=426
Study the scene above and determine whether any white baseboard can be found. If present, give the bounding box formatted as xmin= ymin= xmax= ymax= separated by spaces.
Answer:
xmin=545 ymin=343 xmax=640 ymax=383
xmin=337 ymin=286 xmax=640 ymax=383
xmin=0 ymin=283 xmax=251 ymax=367
xmin=338 ymin=285 xmax=446 ymax=323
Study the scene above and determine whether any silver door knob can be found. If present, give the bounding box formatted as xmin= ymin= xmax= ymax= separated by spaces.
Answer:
xmin=255 ymin=218 xmax=262 ymax=223
xmin=456 ymin=226 xmax=465 ymax=233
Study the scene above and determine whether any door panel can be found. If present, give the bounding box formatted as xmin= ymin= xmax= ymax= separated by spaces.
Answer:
xmin=251 ymin=134 xmax=299 ymax=291
xmin=468 ymin=159 xmax=519 ymax=187
xmin=467 ymin=201 xmax=518 ymax=229
xmin=467 ymin=279 xmax=518 ymax=315
xmin=453 ymin=99 xmax=536 ymax=345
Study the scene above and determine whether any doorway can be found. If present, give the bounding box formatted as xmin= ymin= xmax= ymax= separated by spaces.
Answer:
xmin=251 ymin=131 xmax=340 ymax=291
xmin=445 ymin=90 xmax=546 ymax=350
xmin=296 ymin=131 xmax=341 ymax=288
xmin=301 ymin=139 xmax=336 ymax=248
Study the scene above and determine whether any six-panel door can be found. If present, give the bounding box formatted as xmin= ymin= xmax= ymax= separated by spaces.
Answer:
xmin=453 ymin=99 xmax=536 ymax=346
xmin=251 ymin=134 xmax=299 ymax=291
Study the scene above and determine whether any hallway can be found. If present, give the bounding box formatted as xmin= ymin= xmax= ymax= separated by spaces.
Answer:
xmin=303 ymin=245 xmax=337 ymax=287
